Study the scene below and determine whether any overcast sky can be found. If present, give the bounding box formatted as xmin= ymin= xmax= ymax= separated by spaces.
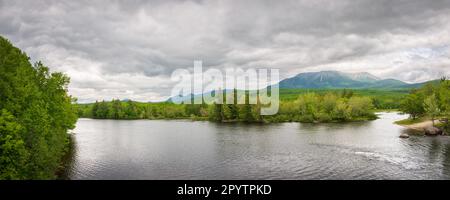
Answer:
xmin=1 ymin=0 xmax=450 ymax=102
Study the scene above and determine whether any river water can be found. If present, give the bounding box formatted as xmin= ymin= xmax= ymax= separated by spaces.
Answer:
xmin=63 ymin=112 xmax=450 ymax=180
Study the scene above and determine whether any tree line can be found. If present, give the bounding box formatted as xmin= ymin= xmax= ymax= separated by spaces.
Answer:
xmin=0 ymin=36 xmax=77 ymax=179
xmin=271 ymin=92 xmax=376 ymax=122
xmin=78 ymin=89 xmax=377 ymax=123
xmin=78 ymin=100 xmax=186 ymax=119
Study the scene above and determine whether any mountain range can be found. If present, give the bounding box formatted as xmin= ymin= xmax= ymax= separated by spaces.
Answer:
xmin=278 ymin=71 xmax=430 ymax=89
xmin=168 ymin=70 xmax=434 ymax=102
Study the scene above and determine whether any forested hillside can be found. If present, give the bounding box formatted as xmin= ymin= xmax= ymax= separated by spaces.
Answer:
xmin=278 ymin=70 xmax=429 ymax=89
xmin=0 ymin=36 xmax=77 ymax=179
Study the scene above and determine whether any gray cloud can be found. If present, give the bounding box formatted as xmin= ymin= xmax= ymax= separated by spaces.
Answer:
xmin=1 ymin=0 xmax=450 ymax=102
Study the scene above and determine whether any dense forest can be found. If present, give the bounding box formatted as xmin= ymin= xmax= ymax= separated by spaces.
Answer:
xmin=399 ymin=79 xmax=450 ymax=133
xmin=78 ymin=89 xmax=378 ymax=123
xmin=0 ymin=36 xmax=77 ymax=179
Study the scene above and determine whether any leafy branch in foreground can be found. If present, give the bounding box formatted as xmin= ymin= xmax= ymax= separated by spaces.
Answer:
xmin=0 ymin=36 xmax=77 ymax=179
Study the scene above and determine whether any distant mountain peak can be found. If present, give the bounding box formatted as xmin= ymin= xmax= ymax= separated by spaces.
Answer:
xmin=345 ymin=72 xmax=380 ymax=82
xmin=279 ymin=70 xmax=411 ymax=89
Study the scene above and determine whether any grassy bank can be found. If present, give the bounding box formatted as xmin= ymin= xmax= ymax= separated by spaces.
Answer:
xmin=394 ymin=117 xmax=429 ymax=125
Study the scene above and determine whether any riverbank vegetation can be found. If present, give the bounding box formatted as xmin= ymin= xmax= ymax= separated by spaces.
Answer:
xmin=77 ymin=89 xmax=379 ymax=123
xmin=394 ymin=117 xmax=429 ymax=125
xmin=0 ymin=36 xmax=77 ymax=179
xmin=398 ymin=78 xmax=450 ymax=134
xmin=279 ymin=88 xmax=408 ymax=110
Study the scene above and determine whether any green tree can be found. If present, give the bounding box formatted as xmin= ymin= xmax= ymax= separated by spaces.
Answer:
xmin=322 ymin=93 xmax=338 ymax=113
xmin=212 ymin=102 xmax=223 ymax=122
xmin=253 ymin=97 xmax=263 ymax=122
xmin=0 ymin=36 xmax=77 ymax=179
xmin=125 ymin=100 xmax=139 ymax=119
xmin=347 ymin=96 xmax=373 ymax=118
xmin=424 ymin=94 xmax=440 ymax=127
xmin=296 ymin=93 xmax=318 ymax=121
xmin=400 ymin=92 xmax=425 ymax=119
xmin=110 ymin=99 xmax=124 ymax=119
xmin=438 ymin=79 xmax=450 ymax=117
xmin=332 ymin=99 xmax=350 ymax=121
xmin=437 ymin=79 xmax=450 ymax=132
xmin=242 ymin=92 xmax=255 ymax=123
xmin=0 ymin=110 xmax=28 ymax=179
xmin=185 ymin=104 xmax=202 ymax=117
xmin=229 ymin=89 xmax=239 ymax=119
xmin=341 ymin=89 xmax=354 ymax=99
xmin=96 ymin=100 xmax=109 ymax=118
xmin=91 ymin=101 xmax=99 ymax=118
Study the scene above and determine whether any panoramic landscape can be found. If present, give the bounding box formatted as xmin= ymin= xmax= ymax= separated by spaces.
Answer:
xmin=1 ymin=0 xmax=450 ymax=181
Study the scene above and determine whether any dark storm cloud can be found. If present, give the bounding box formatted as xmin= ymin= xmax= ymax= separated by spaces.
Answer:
xmin=1 ymin=0 xmax=449 ymax=102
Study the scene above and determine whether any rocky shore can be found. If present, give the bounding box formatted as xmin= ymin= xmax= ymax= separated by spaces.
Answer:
xmin=398 ymin=120 xmax=445 ymax=138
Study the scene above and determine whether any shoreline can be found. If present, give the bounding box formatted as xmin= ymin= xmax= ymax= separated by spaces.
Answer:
xmin=397 ymin=120 xmax=440 ymax=131
xmin=56 ymin=134 xmax=76 ymax=180
xmin=396 ymin=119 xmax=448 ymax=137
xmin=76 ymin=116 xmax=378 ymax=124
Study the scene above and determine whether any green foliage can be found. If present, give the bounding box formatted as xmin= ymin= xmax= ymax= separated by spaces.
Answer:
xmin=399 ymin=79 xmax=450 ymax=132
xmin=424 ymin=94 xmax=440 ymax=126
xmin=394 ymin=117 xmax=428 ymax=125
xmin=229 ymin=89 xmax=239 ymax=120
xmin=332 ymin=98 xmax=351 ymax=121
xmin=0 ymin=36 xmax=77 ymax=179
xmin=439 ymin=80 xmax=450 ymax=133
xmin=0 ymin=110 xmax=28 ymax=179
xmin=279 ymin=88 xmax=406 ymax=109
xmin=212 ymin=102 xmax=223 ymax=122
xmin=223 ymin=97 xmax=239 ymax=121
xmin=348 ymin=96 xmax=374 ymax=117
xmin=341 ymin=89 xmax=354 ymax=99
xmin=77 ymin=89 xmax=378 ymax=123
xmin=438 ymin=79 xmax=450 ymax=117
xmin=235 ymin=92 xmax=253 ymax=122
xmin=296 ymin=93 xmax=319 ymax=121
xmin=185 ymin=104 xmax=200 ymax=116
xmin=79 ymin=101 xmax=188 ymax=120
xmin=400 ymin=91 xmax=425 ymax=119
xmin=95 ymin=101 xmax=110 ymax=118
xmin=77 ymin=88 xmax=400 ymax=124
xmin=111 ymin=99 xmax=125 ymax=119
xmin=125 ymin=100 xmax=139 ymax=119
xmin=277 ymin=92 xmax=376 ymax=123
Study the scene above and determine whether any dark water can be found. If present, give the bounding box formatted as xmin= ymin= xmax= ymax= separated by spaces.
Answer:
xmin=64 ymin=112 xmax=450 ymax=180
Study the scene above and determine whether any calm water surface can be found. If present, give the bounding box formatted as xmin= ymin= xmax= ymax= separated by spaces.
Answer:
xmin=64 ymin=112 xmax=450 ymax=180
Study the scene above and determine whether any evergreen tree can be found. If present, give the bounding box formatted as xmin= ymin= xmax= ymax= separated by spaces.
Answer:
xmin=242 ymin=92 xmax=255 ymax=123
xmin=91 ymin=101 xmax=99 ymax=118
xmin=96 ymin=100 xmax=109 ymax=118
xmin=125 ymin=100 xmax=139 ymax=119
xmin=111 ymin=99 xmax=124 ymax=119
xmin=213 ymin=102 xmax=223 ymax=122
xmin=254 ymin=96 xmax=263 ymax=122
xmin=228 ymin=88 xmax=239 ymax=120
